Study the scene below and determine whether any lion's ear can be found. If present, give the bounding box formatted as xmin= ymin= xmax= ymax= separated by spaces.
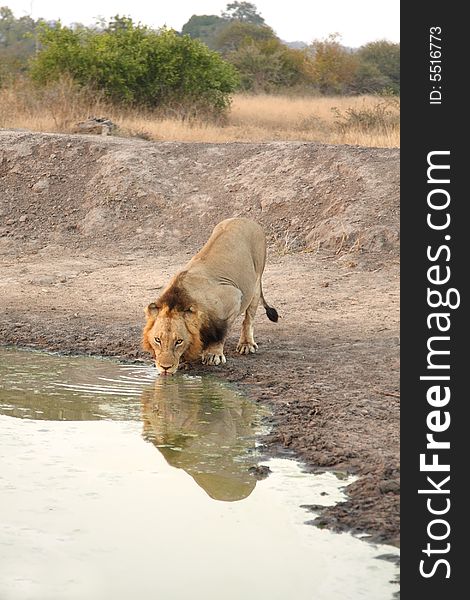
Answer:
xmin=144 ymin=302 xmax=160 ymax=318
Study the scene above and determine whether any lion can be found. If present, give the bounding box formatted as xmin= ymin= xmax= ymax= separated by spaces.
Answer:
xmin=142 ymin=217 xmax=278 ymax=375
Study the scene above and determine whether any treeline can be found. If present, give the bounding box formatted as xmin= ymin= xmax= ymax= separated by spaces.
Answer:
xmin=0 ymin=3 xmax=399 ymax=119
xmin=0 ymin=6 xmax=38 ymax=79
xmin=182 ymin=3 xmax=399 ymax=95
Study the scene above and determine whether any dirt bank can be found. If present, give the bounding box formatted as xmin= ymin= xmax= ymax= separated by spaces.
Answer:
xmin=0 ymin=130 xmax=400 ymax=545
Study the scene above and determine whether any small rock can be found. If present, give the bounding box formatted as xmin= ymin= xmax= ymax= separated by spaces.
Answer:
xmin=248 ymin=465 xmax=272 ymax=480
xmin=32 ymin=178 xmax=50 ymax=193
xmin=74 ymin=116 xmax=116 ymax=136
xmin=30 ymin=276 xmax=55 ymax=286
xmin=300 ymin=503 xmax=326 ymax=512
xmin=19 ymin=215 xmax=28 ymax=223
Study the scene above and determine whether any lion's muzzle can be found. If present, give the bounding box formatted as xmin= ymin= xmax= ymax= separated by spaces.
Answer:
xmin=156 ymin=361 xmax=179 ymax=375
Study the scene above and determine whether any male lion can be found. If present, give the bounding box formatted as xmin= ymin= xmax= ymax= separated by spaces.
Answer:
xmin=142 ymin=218 xmax=278 ymax=375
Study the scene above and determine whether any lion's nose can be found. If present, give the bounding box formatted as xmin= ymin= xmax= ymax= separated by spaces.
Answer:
xmin=160 ymin=364 xmax=172 ymax=372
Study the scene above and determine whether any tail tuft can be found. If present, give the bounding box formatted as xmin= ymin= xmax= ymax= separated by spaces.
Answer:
xmin=265 ymin=305 xmax=279 ymax=322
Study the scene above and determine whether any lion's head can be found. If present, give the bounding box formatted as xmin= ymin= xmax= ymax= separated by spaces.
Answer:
xmin=142 ymin=286 xmax=202 ymax=375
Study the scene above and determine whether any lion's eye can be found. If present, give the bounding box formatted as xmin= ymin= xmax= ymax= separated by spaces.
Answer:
xmin=175 ymin=339 xmax=183 ymax=346
xmin=154 ymin=337 xmax=161 ymax=345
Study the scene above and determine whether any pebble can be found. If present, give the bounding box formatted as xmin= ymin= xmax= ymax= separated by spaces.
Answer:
xmin=32 ymin=178 xmax=50 ymax=193
xmin=30 ymin=276 xmax=55 ymax=286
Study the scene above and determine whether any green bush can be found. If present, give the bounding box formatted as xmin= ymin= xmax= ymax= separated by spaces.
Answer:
xmin=29 ymin=17 xmax=239 ymax=117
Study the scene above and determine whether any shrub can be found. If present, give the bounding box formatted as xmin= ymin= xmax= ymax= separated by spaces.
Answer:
xmin=29 ymin=17 xmax=239 ymax=118
xmin=332 ymin=97 xmax=400 ymax=135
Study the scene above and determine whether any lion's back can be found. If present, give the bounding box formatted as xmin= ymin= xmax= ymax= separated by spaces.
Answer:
xmin=196 ymin=218 xmax=266 ymax=272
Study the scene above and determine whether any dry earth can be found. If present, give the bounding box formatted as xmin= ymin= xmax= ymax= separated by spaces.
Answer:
xmin=0 ymin=130 xmax=400 ymax=545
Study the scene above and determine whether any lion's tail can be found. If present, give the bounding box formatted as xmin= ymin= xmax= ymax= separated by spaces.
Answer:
xmin=260 ymin=285 xmax=279 ymax=322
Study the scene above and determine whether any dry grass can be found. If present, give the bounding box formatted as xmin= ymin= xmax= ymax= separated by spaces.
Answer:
xmin=0 ymin=80 xmax=400 ymax=148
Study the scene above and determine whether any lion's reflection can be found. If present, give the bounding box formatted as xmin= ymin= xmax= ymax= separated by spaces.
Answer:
xmin=141 ymin=376 xmax=265 ymax=502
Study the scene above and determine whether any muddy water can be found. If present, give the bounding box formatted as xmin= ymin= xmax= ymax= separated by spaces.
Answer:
xmin=0 ymin=348 xmax=399 ymax=600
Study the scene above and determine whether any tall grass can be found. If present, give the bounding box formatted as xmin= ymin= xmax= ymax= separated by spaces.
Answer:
xmin=0 ymin=79 xmax=399 ymax=148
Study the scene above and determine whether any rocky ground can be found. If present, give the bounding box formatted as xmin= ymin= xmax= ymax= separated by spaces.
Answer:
xmin=0 ymin=130 xmax=400 ymax=545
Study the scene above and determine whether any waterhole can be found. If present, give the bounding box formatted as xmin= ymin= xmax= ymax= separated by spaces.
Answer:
xmin=0 ymin=347 xmax=399 ymax=599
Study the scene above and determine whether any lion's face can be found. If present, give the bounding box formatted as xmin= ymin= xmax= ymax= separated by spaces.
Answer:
xmin=143 ymin=303 xmax=200 ymax=375
xmin=146 ymin=315 xmax=191 ymax=375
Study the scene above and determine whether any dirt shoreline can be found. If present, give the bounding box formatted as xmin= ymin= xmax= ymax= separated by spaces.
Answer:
xmin=0 ymin=130 xmax=400 ymax=546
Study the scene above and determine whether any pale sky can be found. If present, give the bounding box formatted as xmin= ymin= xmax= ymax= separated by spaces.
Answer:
xmin=5 ymin=0 xmax=400 ymax=48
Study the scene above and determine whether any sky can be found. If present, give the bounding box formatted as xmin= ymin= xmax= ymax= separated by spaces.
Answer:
xmin=5 ymin=0 xmax=400 ymax=48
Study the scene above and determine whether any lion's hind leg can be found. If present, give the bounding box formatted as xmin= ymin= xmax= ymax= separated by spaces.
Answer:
xmin=237 ymin=287 xmax=260 ymax=355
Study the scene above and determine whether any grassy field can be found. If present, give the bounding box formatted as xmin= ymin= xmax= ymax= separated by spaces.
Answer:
xmin=0 ymin=80 xmax=399 ymax=148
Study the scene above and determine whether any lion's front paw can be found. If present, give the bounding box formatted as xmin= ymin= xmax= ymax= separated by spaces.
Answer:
xmin=201 ymin=352 xmax=227 ymax=366
xmin=236 ymin=341 xmax=258 ymax=355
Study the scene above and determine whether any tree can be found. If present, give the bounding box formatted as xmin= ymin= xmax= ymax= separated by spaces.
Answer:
xmin=215 ymin=23 xmax=314 ymax=92
xmin=229 ymin=42 xmax=281 ymax=91
xmin=181 ymin=15 xmax=226 ymax=49
xmin=214 ymin=20 xmax=276 ymax=54
xmin=29 ymin=18 xmax=239 ymax=117
xmin=309 ymin=34 xmax=359 ymax=94
xmin=222 ymin=2 xmax=265 ymax=25
xmin=0 ymin=6 xmax=39 ymax=83
xmin=182 ymin=3 xmax=315 ymax=93
xmin=350 ymin=61 xmax=392 ymax=94
xmin=230 ymin=42 xmax=314 ymax=91
xmin=356 ymin=41 xmax=400 ymax=94
xmin=181 ymin=3 xmax=265 ymax=49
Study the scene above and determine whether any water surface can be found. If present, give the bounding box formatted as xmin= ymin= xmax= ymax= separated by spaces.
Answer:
xmin=0 ymin=348 xmax=399 ymax=600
